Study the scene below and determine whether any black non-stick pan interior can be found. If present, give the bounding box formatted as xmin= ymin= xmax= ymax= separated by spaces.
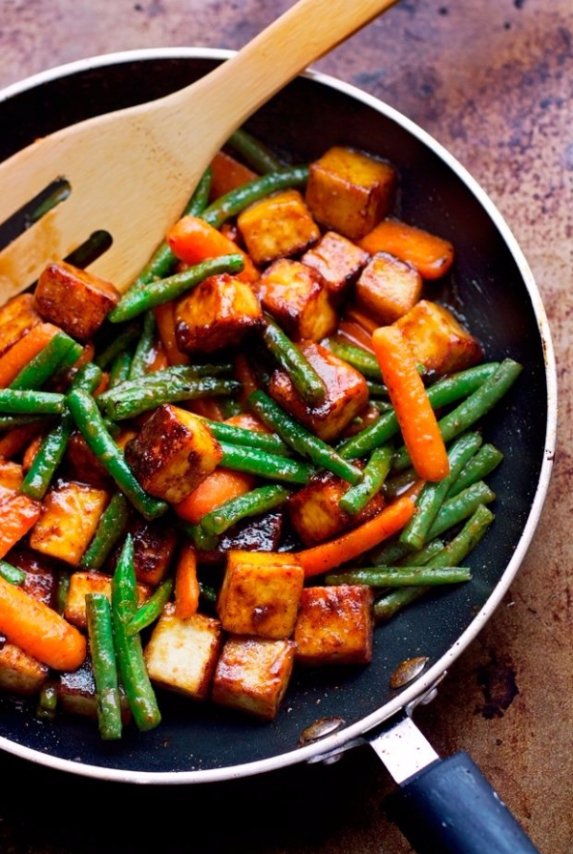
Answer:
xmin=0 ymin=53 xmax=550 ymax=777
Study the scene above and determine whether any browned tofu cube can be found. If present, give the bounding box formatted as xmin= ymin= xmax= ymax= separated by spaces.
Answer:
xmin=212 ymin=635 xmax=295 ymax=720
xmin=257 ymin=259 xmax=337 ymax=342
xmin=237 ymin=189 xmax=320 ymax=265
xmin=0 ymin=487 xmax=41 ymax=559
xmin=269 ymin=341 xmax=368 ymax=441
xmin=35 ymin=261 xmax=120 ymax=342
xmin=301 ymin=231 xmax=369 ymax=299
xmin=355 ymin=252 xmax=423 ymax=324
xmin=144 ymin=605 xmax=223 ymax=700
xmin=64 ymin=570 xmax=150 ymax=629
xmin=294 ymin=585 xmax=374 ymax=666
xmin=217 ymin=550 xmax=304 ymax=639
xmin=0 ymin=643 xmax=48 ymax=695
xmin=0 ymin=461 xmax=23 ymax=491
xmin=305 ymin=147 xmax=396 ymax=240
xmin=64 ymin=432 xmax=111 ymax=489
xmin=0 ymin=293 xmax=42 ymax=357
xmin=28 ymin=481 xmax=108 ymax=566
xmin=131 ymin=517 xmax=178 ymax=587
xmin=175 ymin=273 xmax=262 ymax=354
xmin=395 ymin=300 xmax=483 ymax=374
xmin=125 ymin=404 xmax=223 ymax=503
xmin=288 ymin=471 xmax=385 ymax=546
xmin=58 ymin=658 xmax=130 ymax=720
xmin=9 ymin=548 xmax=58 ymax=607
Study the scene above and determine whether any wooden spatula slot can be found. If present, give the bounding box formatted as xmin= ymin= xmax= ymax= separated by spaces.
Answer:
xmin=0 ymin=177 xmax=71 ymax=253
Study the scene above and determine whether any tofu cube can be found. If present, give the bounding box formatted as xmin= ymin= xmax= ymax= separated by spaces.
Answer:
xmin=0 ymin=486 xmax=41 ymax=559
xmin=0 ymin=643 xmax=48 ymax=695
xmin=175 ymin=273 xmax=262 ymax=354
xmin=58 ymin=657 xmax=98 ymax=718
xmin=144 ymin=605 xmax=223 ymax=700
xmin=288 ymin=471 xmax=385 ymax=546
xmin=10 ymin=549 xmax=58 ymax=607
xmin=355 ymin=252 xmax=423 ymax=324
xmin=28 ymin=481 xmax=108 ymax=566
xmin=131 ymin=517 xmax=178 ymax=587
xmin=269 ymin=341 xmax=368 ymax=441
xmin=125 ymin=404 xmax=223 ymax=503
xmin=395 ymin=299 xmax=483 ymax=374
xmin=237 ymin=189 xmax=320 ymax=265
xmin=212 ymin=635 xmax=295 ymax=720
xmin=0 ymin=293 xmax=42 ymax=358
xmin=305 ymin=147 xmax=396 ymax=240
xmin=64 ymin=570 xmax=150 ymax=629
xmin=294 ymin=585 xmax=374 ymax=666
xmin=35 ymin=261 xmax=120 ymax=342
xmin=257 ymin=259 xmax=337 ymax=342
xmin=301 ymin=230 xmax=369 ymax=299
xmin=64 ymin=432 xmax=111 ymax=489
xmin=217 ymin=550 xmax=304 ymax=639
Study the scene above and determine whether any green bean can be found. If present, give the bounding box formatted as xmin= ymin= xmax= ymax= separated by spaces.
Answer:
xmin=98 ymin=364 xmax=232 ymax=405
xmin=66 ymin=389 xmax=167 ymax=520
xmin=219 ymin=441 xmax=313 ymax=485
xmin=0 ymin=415 xmax=44 ymax=431
xmin=99 ymin=376 xmax=240 ymax=421
xmin=327 ymin=339 xmax=382 ymax=380
xmin=111 ymin=536 xmax=161 ymax=732
xmin=0 ymin=389 xmax=64 ymax=415
xmin=199 ymin=581 xmax=218 ymax=605
xmin=248 ymin=390 xmax=363 ymax=485
xmin=227 ymin=128 xmax=284 ymax=173
xmin=56 ymin=571 xmax=70 ymax=615
xmin=95 ymin=322 xmax=141 ymax=369
xmin=10 ymin=331 xmax=78 ymax=390
xmin=427 ymin=481 xmax=496 ymax=540
xmin=35 ymin=683 xmax=58 ymax=721
xmin=340 ymin=446 xmax=394 ymax=516
xmin=325 ymin=566 xmax=471 ymax=586
xmin=398 ymin=538 xmax=446 ymax=567
xmin=399 ymin=432 xmax=483 ymax=551
xmin=0 ymin=560 xmax=25 ymax=585
xmin=184 ymin=522 xmax=218 ymax=552
xmin=109 ymin=254 xmax=245 ymax=323
xmin=86 ymin=593 xmax=123 ymax=740
xmin=108 ymin=350 xmax=133 ymax=388
xmin=201 ymin=165 xmax=309 ymax=230
xmin=81 ymin=493 xmax=130 ymax=570
xmin=366 ymin=381 xmax=387 ymax=397
xmin=125 ymin=579 xmax=173 ymax=636
xmin=447 ymin=443 xmax=504 ymax=498
xmin=338 ymin=362 xmax=500 ymax=460
xmin=200 ymin=418 xmax=290 ymax=456
xmin=201 ymin=484 xmax=290 ymax=537
xmin=262 ymin=317 xmax=326 ymax=406
xmin=392 ymin=359 xmax=522 ymax=472
xmin=128 ymin=311 xmax=156 ymax=380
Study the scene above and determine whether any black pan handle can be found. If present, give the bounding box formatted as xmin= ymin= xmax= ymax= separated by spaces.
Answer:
xmin=386 ymin=751 xmax=540 ymax=854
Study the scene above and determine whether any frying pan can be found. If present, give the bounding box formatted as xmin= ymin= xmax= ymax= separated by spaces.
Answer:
xmin=0 ymin=48 xmax=556 ymax=852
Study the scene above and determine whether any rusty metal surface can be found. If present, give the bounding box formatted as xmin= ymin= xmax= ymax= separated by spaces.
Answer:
xmin=0 ymin=1 xmax=571 ymax=852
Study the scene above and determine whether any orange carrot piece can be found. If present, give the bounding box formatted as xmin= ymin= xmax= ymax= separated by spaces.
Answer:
xmin=22 ymin=434 xmax=44 ymax=472
xmin=224 ymin=411 xmax=269 ymax=433
xmin=167 ymin=215 xmax=259 ymax=283
xmin=359 ymin=218 xmax=454 ymax=280
xmin=233 ymin=354 xmax=259 ymax=404
xmin=147 ymin=340 xmax=169 ymax=373
xmin=187 ymin=398 xmax=225 ymax=421
xmin=0 ymin=422 xmax=44 ymax=460
xmin=153 ymin=303 xmax=190 ymax=366
xmin=210 ymin=151 xmax=257 ymax=200
xmin=174 ymin=544 xmax=200 ymax=619
xmin=296 ymin=494 xmax=416 ymax=578
xmin=0 ymin=574 xmax=86 ymax=670
xmin=71 ymin=342 xmax=95 ymax=371
xmin=372 ymin=326 xmax=449 ymax=482
xmin=344 ymin=304 xmax=379 ymax=335
xmin=0 ymin=489 xmax=42 ymax=558
xmin=0 ymin=322 xmax=59 ymax=388
xmin=174 ymin=468 xmax=255 ymax=525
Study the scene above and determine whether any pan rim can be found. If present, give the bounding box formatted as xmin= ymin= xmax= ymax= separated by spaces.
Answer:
xmin=0 ymin=46 xmax=558 ymax=785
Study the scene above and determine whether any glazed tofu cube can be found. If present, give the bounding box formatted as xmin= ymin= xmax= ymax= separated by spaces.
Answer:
xmin=144 ymin=605 xmax=223 ymax=700
xmin=258 ymin=259 xmax=337 ymax=342
xmin=301 ymin=231 xmax=369 ymax=299
xmin=0 ymin=461 xmax=23 ymax=491
xmin=305 ymin=147 xmax=396 ymax=240
xmin=131 ymin=517 xmax=178 ymax=587
xmin=10 ymin=549 xmax=58 ymax=607
xmin=64 ymin=570 xmax=149 ymax=629
xmin=125 ymin=404 xmax=223 ymax=503
xmin=0 ymin=643 xmax=48 ymax=695
xmin=0 ymin=487 xmax=41 ymax=559
xmin=395 ymin=300 xmax=483 ymax=374
xmin=175 ymin=274 xmax=262 ymax=354
xmin=355 ymin=252 xmax=423 ymax=324
xmin=269 ymin=341 xmax=368 ymax=441
xmin=58 ymin=657 xmax=98 ymax=718
xmin=359 ymin=218 xmax=454 ymax=280
xmin=237 ymin=189 xmax=320 ymax=265
xmin=217 ymin=550 xmax=304 ymax=639
xmin=35 ymin=261 xmax=120 ymax=342
xmin=64 ymin=432 xmax=111 ymax=489
xmin=212 ymin=635 xmax=295 ymax=720
xmin=294 ymin=585 xmax=374 ymax=666
xmin=28 ymin=481 xmax=108 ymax=566
xmin=0 ymin=293 xmax=42 ymax=357
xmin=288 ymin=471 xmax=385 ymax=546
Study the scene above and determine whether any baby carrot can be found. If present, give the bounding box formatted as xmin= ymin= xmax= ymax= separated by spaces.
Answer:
xmin=359 ymin=218 xmax=454 ymax=280
xmin=174 ymin=544 xmax=200 ymax=619
xmin=175 ymin=468 xmax=255 ymax=525
xmin=167 ymin=215 xmax=258 ymax=283
xmin=153 ymin=303 xmax=190 ymax=366
xmin=296 ymin=494 xmax=416 ymax=578
xmin=0 ymin=323 xmax=58 ymax=388
xmin=0 ymin=574 xmax=86 ymax=670
xmin=371 ymin=326 xmax=449 ymax=482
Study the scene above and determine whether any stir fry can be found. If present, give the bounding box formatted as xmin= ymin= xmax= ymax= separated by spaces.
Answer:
xmin=0 ymin=129 xmax=520 ymax=738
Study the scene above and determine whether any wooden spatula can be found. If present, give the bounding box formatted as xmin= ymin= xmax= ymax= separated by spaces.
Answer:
xmin=0 ymin=0 xmax=397 ymax=303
